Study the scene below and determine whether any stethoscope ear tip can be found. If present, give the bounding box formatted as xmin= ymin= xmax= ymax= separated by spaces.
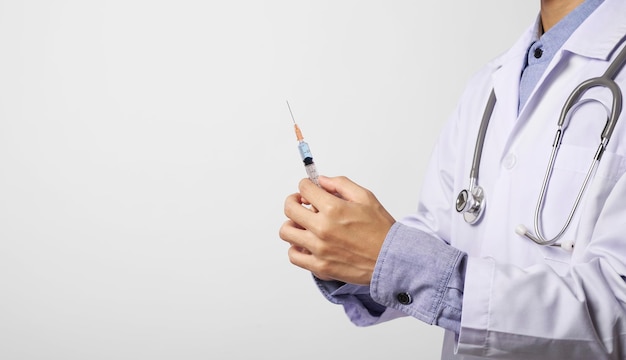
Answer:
xmin=515 ymin=224 xmax=528 ymax=236
xmin=561 ymin=240 xmax=575 ymax=251
xmin=515 ymin=224 xmax=575 ymax=251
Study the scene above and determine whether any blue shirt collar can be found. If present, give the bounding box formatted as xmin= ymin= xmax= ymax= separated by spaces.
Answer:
xmin=529 ymin=0 xmax=604 ymax=62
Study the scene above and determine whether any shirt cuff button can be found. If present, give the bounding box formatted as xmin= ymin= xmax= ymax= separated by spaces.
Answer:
xmin=396 ymin=292 xmax=412 ymax=305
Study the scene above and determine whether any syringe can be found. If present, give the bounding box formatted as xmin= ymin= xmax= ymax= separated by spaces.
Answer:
xmin=286 ymin=101 xmax=320 ymax=186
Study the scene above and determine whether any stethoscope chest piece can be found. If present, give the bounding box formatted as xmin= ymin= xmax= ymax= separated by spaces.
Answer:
xmin=456 ymin=185 xmax=485 ymax=225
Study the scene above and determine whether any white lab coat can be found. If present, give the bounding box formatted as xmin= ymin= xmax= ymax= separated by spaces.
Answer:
xmin=401 ymin=0 xmax=626 ymax=358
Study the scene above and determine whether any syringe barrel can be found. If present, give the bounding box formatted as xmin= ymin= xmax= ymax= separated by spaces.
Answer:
xmin=305 ymin=163 xmax=320 ymax=186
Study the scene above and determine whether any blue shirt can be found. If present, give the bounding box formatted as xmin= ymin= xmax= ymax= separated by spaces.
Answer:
xmin=519 ymin=0 xmax=604 ymax=112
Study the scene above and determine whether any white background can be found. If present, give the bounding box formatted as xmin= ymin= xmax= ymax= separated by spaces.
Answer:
xmin=0 ymin=1 xmax=538 ymax=359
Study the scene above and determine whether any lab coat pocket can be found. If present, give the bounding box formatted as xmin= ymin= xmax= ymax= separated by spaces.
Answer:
xmin=537 ymin=143 xmax=626 ymax=271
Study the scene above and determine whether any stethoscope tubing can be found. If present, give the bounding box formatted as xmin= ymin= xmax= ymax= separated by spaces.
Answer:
xmin=458 ymin=39 xmax=626 ymax=249
xmin=470 ymin=90 xmax=497 ymax=182
xmin=530 ymin=45 xmax=626 ymax=245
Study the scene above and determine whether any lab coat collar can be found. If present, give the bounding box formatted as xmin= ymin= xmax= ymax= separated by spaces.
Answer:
xmin=487 ymin=23 xmax=536 ymax=72
xmin=485 ymin=22 xmax=536 ymax=128
xmin=488 ymin=0 xmax=626 ymax=71
xmin=563 ymin=0 xmax=626 ymax=60
xmin=487 ymin=0 xmax=626 ymax=126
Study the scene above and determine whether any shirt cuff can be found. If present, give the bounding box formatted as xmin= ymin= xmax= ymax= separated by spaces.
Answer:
xmin=313 ymin=277 xmax=390 ymax=326
xmin=370 ymin=222 xmax=467 ymax=334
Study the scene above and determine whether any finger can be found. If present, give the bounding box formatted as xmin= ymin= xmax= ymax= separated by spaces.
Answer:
xmin=287 ymin=245 xmax=336 ymax=278
xmin=317 ymin=175 xmax=371 ymax=203
xmin=298 ymin=195 xmax=319 ymax=213
xmin=295 ymin=246 xmax=312 ymax=255
xmin=298 ymin=177 xmax=344 ymax=212
xmin=287 ymin=244 xmax=317 ymax=272
xmin=286 ymin=184 xmax=329 ymax=229
xmin=284 ymin=192 xmax=318 ymax=225
xmin=279 ymin=220 xmax=317 ymax=252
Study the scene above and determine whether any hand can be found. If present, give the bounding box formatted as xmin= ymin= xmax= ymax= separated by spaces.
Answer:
xmin=279 ymin=176 xmax=395 ymax=286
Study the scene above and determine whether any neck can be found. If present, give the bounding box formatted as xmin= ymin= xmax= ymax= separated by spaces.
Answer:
xmin=540 ymin=0 xmax=585 ymax=32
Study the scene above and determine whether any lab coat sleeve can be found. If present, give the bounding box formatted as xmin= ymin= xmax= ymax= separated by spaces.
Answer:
xmin=458 ymin=172 xmax=626 ymax=358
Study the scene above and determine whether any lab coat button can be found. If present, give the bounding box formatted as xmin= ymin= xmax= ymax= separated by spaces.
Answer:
xmin=503 ymin=154 xmax=517 ymax=169
xmin=397 ymin=292 xmax=412 ymax=305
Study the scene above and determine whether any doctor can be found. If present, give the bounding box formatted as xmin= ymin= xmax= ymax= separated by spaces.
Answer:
xmin=280 ymin=0 xmax=626 ymax=358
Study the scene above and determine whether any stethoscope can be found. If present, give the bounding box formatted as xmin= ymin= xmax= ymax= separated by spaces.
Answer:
xmin=456 ymin=41 xmax=626 ymax=250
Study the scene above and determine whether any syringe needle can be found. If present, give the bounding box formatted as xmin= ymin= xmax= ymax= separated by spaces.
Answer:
xmin=287 ymin=100 xmax=304 ymax=141
xmin=286 ymin=100 xmax=296 ymax=124
xmin=286 ymin=101 xmax=320 ymax=186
